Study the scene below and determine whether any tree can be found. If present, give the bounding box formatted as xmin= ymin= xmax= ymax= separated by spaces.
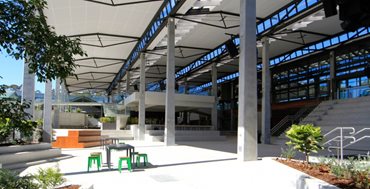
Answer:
xmin=0 ymin=0 xmax=85 ymax=82
xmin=286 ymin=124 xmax=324 ymax=163
xmin=0 ymin=0 xmax=85 ymax=143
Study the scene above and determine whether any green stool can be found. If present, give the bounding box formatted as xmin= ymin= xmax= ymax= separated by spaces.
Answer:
xmin=136 ymin=153 xmax=148 ymax=167
xmin=118 ymin=156 xmax=132 ymax=173
xmin=90 ymin=152 xmax=102 ymax=165
xmin=87 ymin=155 xmax=101 ymax=172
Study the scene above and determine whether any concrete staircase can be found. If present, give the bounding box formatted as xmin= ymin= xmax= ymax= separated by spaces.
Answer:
xmin=300 ymin=96 xmax=370 ymax=151
xmin=101 ymin=130 xmax=134 ymax=140
xmin=0 ymin=143 xmax=62 ymax=170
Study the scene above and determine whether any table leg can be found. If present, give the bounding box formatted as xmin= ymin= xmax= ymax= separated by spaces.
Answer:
xmin=106 ymin=148 xmax=111 ymax=169
xmin=131 ymin=148 xmax=135 ymax=167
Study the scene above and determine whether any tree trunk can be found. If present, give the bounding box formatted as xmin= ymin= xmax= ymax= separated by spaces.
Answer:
xmin=305 ymin=152 xmax=309 ymax=163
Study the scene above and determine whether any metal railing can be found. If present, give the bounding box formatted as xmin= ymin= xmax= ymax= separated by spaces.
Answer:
xmin=324 ymin=127 xmax=370 ymax=162
xmin=271 ymin=106 xmax=314 ymax=136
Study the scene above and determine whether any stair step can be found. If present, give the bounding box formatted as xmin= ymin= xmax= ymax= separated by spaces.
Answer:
xmin=4 ymin=154 xmax=71 ymax=171
xmin=78 ymin=136 xmax=102 ymax=142
xmin=82 ymin=141 xmax=102 ymax=148
xmin=0 ymin=148 xmax=61 ymax=165
xmin=0 ymin=143 xmax=52 ymax=155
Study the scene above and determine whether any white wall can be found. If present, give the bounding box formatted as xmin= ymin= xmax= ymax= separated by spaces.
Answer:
xmin=59 ymin=112 xmax=87 ymax=127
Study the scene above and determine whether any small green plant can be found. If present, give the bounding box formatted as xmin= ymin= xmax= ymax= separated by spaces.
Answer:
xmin=99 ymin=116 xmax=115 ymax=123
xmin=34 ymin=166 xmax=65 ymax=189
xmin=328 ymin=158 xmax=347 ymax=178
xmin=0 ymin=166 xmax=66 ymax=189
xmin=285 ymin=124 xmax=324 ymax=163
xmin=352 ymin=170 xmax=369 ymax=189
xmin=281 ymin=144 xmax=296 ymax=160
xmin=127 ymin=117 xmax=138 ymax=124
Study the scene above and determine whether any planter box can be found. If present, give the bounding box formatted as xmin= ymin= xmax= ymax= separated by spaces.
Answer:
xmin=57 ymin=183 xmax=94 ymax=189
xmin=101 ymin=123 xmax=116 ymax=130
xmin=270 ymin=158 xmax=340 ymax=189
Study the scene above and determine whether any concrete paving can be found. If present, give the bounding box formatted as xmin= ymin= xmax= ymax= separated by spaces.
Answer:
xmin=19 ymin=137 xmax=337 ymax=189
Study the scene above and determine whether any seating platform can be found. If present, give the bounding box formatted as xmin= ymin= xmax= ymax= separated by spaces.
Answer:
xmin=52 ymin=129 xmax=102 ymax=148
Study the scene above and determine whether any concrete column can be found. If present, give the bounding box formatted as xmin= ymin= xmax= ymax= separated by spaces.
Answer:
xmin=165 ymin=17 xmax=176 ymax=146
xmin=238 ymin=0 xmax=258 ymax=161
xmin=211 ymin=63 xmax=218 ymax=130
xmin=261 ymin=37 xmax=271 ymax=144
xmin=138 ymin=53 xmax=146 ymax=141
xmin=230 ymin=83 xmax=235 ymax=131
xmin=329 ymin=51 xmax=336 ymax=100
xmin=22 ymin=62 xmax=35 ymax=119
xmin=108 ymin=95 xmax=112 ymax=103
xmin=112 ymin=91 xmax=116 ymax=104
xmin=54 ymin=79 xmax=60 ymax=129
xmin=60 ymin=82 xmax=66 ymax=112
xmin=43 ymin=80 xmax=52 ymax=143
xmin=184 ymin=78 xmax=189 ymax=94
xmin=126 ymin=71 xmax=131 ymax=95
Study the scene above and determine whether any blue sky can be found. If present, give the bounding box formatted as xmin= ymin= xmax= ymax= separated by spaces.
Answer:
xmin=0 ymin=52 xmax=45 ymax=92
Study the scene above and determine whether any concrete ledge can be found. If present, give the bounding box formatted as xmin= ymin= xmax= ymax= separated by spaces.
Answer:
xmin=0 ymin=148 xmax=61 ymax=165
xmin=4 ymin=154 xmax=71 ymax=171
xmin=0 ymin=143 xmax=51 ymax=154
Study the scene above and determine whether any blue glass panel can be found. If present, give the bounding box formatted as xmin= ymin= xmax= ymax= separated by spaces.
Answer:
xmin=257 ymin=24 xmax=264 ymax=34
xmin=287 ymin=5 xmax=297 ymax=17
xmin=331 ymin=37 xmax=339 ymax=45
xmin=279 ymin=10 xmax=287 ymax=20
xmin=307 ymin=0 xmax=318 ymax=6
xmin=264 ymin=20 xmax=271 ymax=30
xmin=339 ymin=34 xmax=348 ymax=42
xmin=297 ymin=0 xmax=307 ymax=12
xmin=271 ymin=15 xmax=279 ymax=27
xmin=358 ymin=27 xmax=368 ymax=36
xmin=323 ymin=40 xmax=331 ymax=48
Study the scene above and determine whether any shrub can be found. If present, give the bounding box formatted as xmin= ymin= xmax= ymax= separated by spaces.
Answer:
xmin=0 ymin=167 xmax=66 ymax=189
xmin=280 ymin=144 xmax=297 ymax=160
xmin=0 ymin=168 xmax=39 ymax=189
xmin=99 ymin=116 xmax=115 ymax=123
xmin=127 ymin=117 xmax=138 ymax=124
xmin=286 ymin=124 xmax=324 ymax=163
xmin=34 ymin=167 xmax=65 ymax=189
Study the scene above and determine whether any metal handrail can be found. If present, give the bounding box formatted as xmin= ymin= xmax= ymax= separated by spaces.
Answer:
xmin=353 ymin=128 xmax=370 ymax=136
xmin=324 ymin=135 xmax=356 ymax=146
xmin=343 ymin=136 xmax=370 ymax=149
xmin=271 ymin=116 xmax=292 ymax=134
xmin=271 ymin=106 xmax=311 ymax=135
xmin=342 ymin=128 xmax=370 ymax=149
xmin=324 ymin=127 xmax=355 ymax=138
xmin=323 ymin=127 xmax=370 ymax=162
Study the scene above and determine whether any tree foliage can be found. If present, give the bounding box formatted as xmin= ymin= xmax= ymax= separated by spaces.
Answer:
xmin=0 ymin=0 xmax=85 ymax=82
xmin=0 ymin=99 xmax=37 ymax=143
xmin=286 ymin=124 xmax=324 ymax=163
xmin=0 ymin=79 xmax=37 ymax=143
